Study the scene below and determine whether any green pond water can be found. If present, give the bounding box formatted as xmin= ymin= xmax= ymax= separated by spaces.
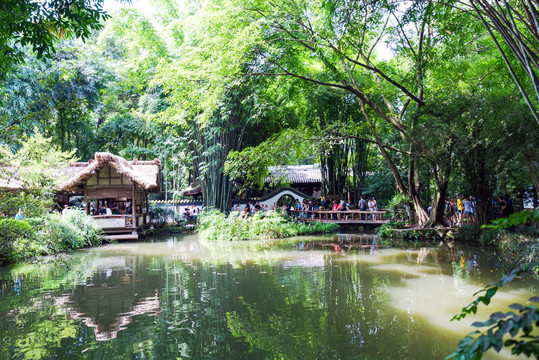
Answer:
xmin=0 ymin=233 xmax=537 ymax=360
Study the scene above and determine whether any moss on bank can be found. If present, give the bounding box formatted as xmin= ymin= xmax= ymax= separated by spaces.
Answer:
xmin=197 ymin=210 xmax=339 ymax=242
xmin=0 ymin=210 xmax=104 ymax=266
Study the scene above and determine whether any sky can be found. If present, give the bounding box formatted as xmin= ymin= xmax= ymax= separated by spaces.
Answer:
xmin=101 ymin=0 xmax=393 ymax=60
xmin=103 ymin=0 xmax=155 ymax=16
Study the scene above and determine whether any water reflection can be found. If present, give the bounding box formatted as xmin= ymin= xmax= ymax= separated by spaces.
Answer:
xmin=59 ymin=256 xmax=162 ymax=341
xmin=0 ymin=234 xmax=536 ymax=360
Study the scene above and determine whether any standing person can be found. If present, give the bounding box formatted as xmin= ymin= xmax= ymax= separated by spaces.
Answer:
xmin=369 ymin=197 xmax=377 ymax=220
xmin=321 ymin=196 xmax=325 ymax=208
xmin=306 ymin=201 xmax=314 ymax=219
xmin=358 ymin=196 xmax=367 ymax=220
xmin=499 ymin=196 xmax=512 ymax=216
xmin=445 ymin=199 xmax=454 ymax=227
xmin=456 ymin=195 xmax=464 ymax=225
xmin=294 ymin=199 xmax=302 ymax=219
xmin=126 ymin=199 xmax=132 ymax=214
xmin=62 ymin=204 xmax=69 ymax=215
xmin=463 ymin=196 xmax=473 ymax=225
xmin=331 ymin=200 xmax=339 ymax=219
xmin=15 ymin=208 xmax=24 ymax=220
xmin=450 ymin=198 xmax=458 ymax=225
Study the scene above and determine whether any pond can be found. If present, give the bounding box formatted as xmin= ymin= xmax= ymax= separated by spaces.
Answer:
xmin=0 ymin=233 xmax=536 ymax=359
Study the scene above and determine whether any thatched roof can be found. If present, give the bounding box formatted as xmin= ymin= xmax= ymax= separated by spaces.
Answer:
xmin=0 ymin=166 xmax=22 ymax=190
xmin=61 ymin=152 xmax=161 ymax=193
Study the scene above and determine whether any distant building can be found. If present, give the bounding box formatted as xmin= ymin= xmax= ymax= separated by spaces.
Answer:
xmin=265 ymin=165 xmax=322 ymax=197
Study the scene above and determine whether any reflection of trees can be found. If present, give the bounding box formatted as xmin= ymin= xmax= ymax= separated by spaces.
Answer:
xmin=222 ymin=257 xmax=452 ymax=359
xmin=0 ymin=248 xmax=482 ymax=359
xmin=0 ymin=255 xmax=98 ymax=359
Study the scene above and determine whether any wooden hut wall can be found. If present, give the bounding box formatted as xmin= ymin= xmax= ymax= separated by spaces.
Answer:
xmin=86 ymin=168 xmax=133 ymax=187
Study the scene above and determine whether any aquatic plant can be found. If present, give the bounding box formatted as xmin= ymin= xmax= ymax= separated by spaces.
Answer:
xmin=197 ymin=210 xmax=339 ymax=241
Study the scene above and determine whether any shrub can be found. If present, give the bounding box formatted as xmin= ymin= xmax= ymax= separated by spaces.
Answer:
xmin=0 ymin=210 xmax=104 ymax=265
xmin=197 ymin=210 xmax=339 ymax=241
xmin=150 ymin=205 xmax=175 ymax=228
xmin=0 ymin=219 xmax=37 ymax=264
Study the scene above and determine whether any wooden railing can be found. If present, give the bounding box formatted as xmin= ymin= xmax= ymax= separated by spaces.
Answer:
xmin=300 ymin=210 xmax=387 ymax=223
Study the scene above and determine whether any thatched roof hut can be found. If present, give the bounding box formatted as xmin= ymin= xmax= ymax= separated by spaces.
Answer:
xmin=60 ymin=152 xmax=161 ymax=193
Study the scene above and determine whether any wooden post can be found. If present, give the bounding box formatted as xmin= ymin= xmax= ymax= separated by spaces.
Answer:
xmin=132 ymin=184 xmax=136 ymax=228
xmin=143 ymin=190 xmax=147 ymax=226
xmin=84 ymin=186 xmax=88 ymax=215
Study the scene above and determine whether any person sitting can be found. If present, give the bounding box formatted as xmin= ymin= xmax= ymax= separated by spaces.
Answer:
xmin=15 ymin=208 xmax=24 ymax=220
xmin=242 ymin=204 xmax=252 ymax=218
xmin=99 ymin=205 xmax=107 ymax=215
xmin=62 ymin=204 xmax=69 ymax=215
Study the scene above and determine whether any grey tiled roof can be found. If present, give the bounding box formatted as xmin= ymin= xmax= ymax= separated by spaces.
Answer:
xmin=266 ymin=165 xmax=321 ymax=184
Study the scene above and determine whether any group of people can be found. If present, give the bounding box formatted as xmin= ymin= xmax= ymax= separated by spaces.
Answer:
xmin=231 ymin=195 xmax=380 ymax=221
xmin=281 ymin=199 xmax=316 ymax=219
xmin=182 ymin=205 xmax=200 ymax=220
xmin=443 ymin=194 xmax=515 ymax=226
xmin=357 ymin=196 xmax=378 ymax=220
xmin=233 ymin=201 xmax=269 ymax=217
xmin=88 ymin=200 xmax=131 ymax=216
xmin=444 ymin=195 xmax=476 ymax=226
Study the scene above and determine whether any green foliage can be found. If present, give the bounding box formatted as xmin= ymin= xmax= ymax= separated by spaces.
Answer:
xmin=386 ymin=193 xmax=412 ymax=224
xmin=197 ymin=209 xmax=339 ymax=242
xmin=0 ymin=0 xmax=110 ymax=77
xmin=149 ymin=205 xmax=175 ymax=228
xmin=0 ymin=132 xmax=76 ymax=217
xmin=0 ymin=218 xmax=36 ymax=263
xmin=224 ymin=128 xmax=316 ymax=192
xmin=483 ymin=208 xmax=539 ymax=230
xmin=0 ymin=210 xmax=103 ymax=265
xmin=448 ymin=262 xmax=539 ymax=360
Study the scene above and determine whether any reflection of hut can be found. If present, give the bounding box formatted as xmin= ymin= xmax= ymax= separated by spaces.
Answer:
xmin=58 ymin=152 xmax=161 ymax=239
xmin=56 ymin=256 xmax=162 ymax=341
